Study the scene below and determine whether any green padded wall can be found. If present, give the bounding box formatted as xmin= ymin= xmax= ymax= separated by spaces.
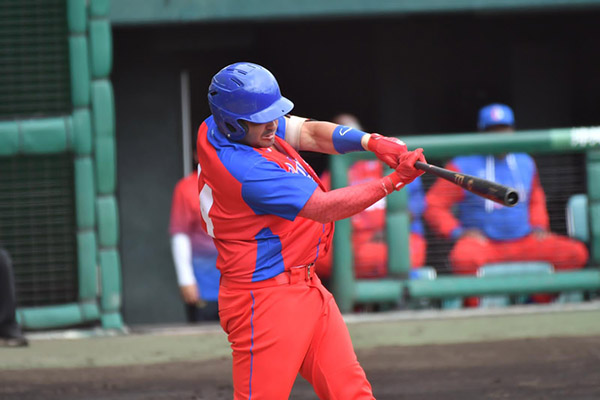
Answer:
xmin=1 ymin=0 xmax=124 ymax=331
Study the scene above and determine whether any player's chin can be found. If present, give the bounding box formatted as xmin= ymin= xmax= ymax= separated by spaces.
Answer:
xmin=260 ymin=133 xmax=275 ymax=147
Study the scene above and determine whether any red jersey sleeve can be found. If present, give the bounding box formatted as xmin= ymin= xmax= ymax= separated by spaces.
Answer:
xmin=528 ymin=172 xmax=550 ymax=230
xmin=424 ymin=162 xmax=465 ymax=239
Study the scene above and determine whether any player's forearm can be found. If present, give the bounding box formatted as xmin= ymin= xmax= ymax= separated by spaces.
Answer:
xmin=298 ymin=175 xmax=400 ymax=223
xmin=424 ymin=183 xmax=463 ymax=239
xmin=528 ymin=173 xmax=550 ymax=229
xmin=170 ymin=234 xmax=196 ymax=286
xmin=298 ymin=120 xmax=370 ymax=154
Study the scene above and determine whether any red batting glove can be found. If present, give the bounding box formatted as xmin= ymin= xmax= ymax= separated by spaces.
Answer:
xmin=387 ymin=148 xmax=426 ymax=190
xmin=367 ymin=133 xmax=408 ymax=169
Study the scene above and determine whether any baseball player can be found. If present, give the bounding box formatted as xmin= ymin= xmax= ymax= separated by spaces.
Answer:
xmin=197 ymin=62 xmax=425 ymax=399
xmin=424 ymin=103 xmax=588 ymax=304
xmin=169 ymin=170 xmax=221 ymax=322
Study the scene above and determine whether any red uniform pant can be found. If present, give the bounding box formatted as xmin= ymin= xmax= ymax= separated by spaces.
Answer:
xmin=449 ymin=233 xmax=588 ymax=306
xmin=219 ymin=267 xmax=374 ymax=400
xmin=449 ymin=233 xmax=588 ymax=275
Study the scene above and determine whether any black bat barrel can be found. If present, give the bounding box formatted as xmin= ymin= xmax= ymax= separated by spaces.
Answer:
xmin=414 ymin=161 xmax=519 ymax=207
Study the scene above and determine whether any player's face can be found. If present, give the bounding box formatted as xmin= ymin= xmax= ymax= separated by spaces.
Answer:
xmin=241 ymin=119 xmax=279 ymax=148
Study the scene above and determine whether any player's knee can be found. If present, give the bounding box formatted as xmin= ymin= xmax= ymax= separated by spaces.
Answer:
xmin=553 ymin=240 xmax=589 ymax=271
xmin=450 ymin=239 xmax=486 ymax=275
xmin=571 ymin=240 xmax=589 ymax=269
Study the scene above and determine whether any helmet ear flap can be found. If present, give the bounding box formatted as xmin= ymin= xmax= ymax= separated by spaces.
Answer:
xmin=238 ymin=120 xmax=249 ymax=134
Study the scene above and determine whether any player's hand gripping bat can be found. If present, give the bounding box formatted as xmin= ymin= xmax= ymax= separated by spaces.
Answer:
xmin=414 ymin=161 xmax=519 ymax=207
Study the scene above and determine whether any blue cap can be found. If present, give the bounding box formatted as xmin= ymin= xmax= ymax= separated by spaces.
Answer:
xmin=478 ymin=103 xmax=515 ymax=131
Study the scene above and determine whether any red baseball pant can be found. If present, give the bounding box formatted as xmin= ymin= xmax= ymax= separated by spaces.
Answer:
xmin=449 ymin=233 xmax=588 ymax=275
xmin=450 ymin=233 xmax=589 ymax=305
xmin=219 ymin=268 xmax=374 ymax=399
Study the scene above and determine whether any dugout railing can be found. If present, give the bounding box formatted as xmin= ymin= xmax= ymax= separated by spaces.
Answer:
xmin=330 ymin=127 xmax=600 ymax=313
xmin=0 ymin=0 xmax=123 ymax=330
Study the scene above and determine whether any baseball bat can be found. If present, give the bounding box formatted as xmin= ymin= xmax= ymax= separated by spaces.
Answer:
xmin=414 ymin=161 xmax=519 ymax=207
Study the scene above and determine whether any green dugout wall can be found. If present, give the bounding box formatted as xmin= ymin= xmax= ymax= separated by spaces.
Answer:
xmin=0 ymin=0 xmax=122 ymax=330
xmin=331 ymin=128 xmax=600 ymax=312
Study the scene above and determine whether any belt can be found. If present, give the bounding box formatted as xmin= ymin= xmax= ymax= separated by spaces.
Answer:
xmin=220 ymin=263 xmax=315 ymax=289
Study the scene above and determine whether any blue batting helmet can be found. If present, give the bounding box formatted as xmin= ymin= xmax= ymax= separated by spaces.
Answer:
xmin=477 ymin=103 xmax=515 ymax=131
xmin=207 ymin=62 xmax=294 ymax=141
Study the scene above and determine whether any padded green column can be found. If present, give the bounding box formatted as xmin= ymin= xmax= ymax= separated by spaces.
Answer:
xmin=99 ymin=249 xmax=123 ymax=329
xmin=90 ymin=0 xmax=111 ymax=17
xmin=330 ymin=155 xmax=355 ymax=313
xmin=69 ymin=37 xmax=90 ymax=108
xmin=387 ymin=186 xmax=410 ymax=277
xmin=89 ymin=0 xmax=123 ymax=329
xmin=97 ymin=196 xmax=120 ymax=247
xmin=92 ymin=81 xmax=116 ymax=194
xmin=67 ymin=0 xmax=87 ymax=33
xmin=72 ymin=109 xmax=93 ymax=155
xmin=89 ymin=19 xmax=112 ymax=78
xmin=588 ymin=151 xmax=600 ymax=264
xmin=74 ymin=157 xmax=96 ymax=228
xmin=77 ymin=231 xmax=98 ymax=300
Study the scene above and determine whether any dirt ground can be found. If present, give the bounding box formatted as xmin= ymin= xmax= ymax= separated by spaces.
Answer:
xmin=2 ymin=336 xmax=600 ymax=400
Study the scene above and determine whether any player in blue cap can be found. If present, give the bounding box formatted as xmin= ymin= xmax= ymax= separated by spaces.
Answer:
xmin=425 ymin=103 xmax=588 ymax=306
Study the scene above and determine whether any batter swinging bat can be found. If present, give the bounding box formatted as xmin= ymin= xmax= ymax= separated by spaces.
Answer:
xmin=414 ymin=161 xmax=519 ymax=207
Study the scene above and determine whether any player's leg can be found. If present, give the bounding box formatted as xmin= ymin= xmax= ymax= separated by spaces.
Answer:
xmin=512 ymin=233 xmax=589 ymax=271
xmin=219 ymin=284 xmax=322 ymax=400
xmin=410 ymin=232 xmax=427 ymax=268
xmin=299 ymin=280 xmax=374 ymax=400
xmin=354 ymin=241 xmax=387 ymax=278
xmin=450 ymin=237 xmax=504 ymax=307
xmin=449 ymin=236 xmax=498 ymax=275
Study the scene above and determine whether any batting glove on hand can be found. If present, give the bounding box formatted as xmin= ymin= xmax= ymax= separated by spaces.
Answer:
xmin=388 ymin=148 xmax=426 ymax=190
xmin=367 ymin=134 xmax=408 ymax=169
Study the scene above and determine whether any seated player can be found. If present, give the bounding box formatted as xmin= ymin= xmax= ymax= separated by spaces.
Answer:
xmin=424 ymin=103 xmax=588 ymax=303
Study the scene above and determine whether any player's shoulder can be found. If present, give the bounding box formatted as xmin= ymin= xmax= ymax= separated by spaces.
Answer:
xmin=513 ymin=152 xmax=534 ymax=162
xmin=174 ymin=172 xmax=197 ymax=193
xmin=512 ymin=152 xmax=537 ymax=170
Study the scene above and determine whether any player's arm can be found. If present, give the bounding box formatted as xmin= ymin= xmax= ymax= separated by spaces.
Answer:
xmin=169 ymin=183 xmax=199 ymax=304
xmin=298 ymin=149 xmax=425 ymax=223
xmin=424 ymin=162 xmax=466 ymax=239
xmin=285 ymin=116 xmax=408 ymax=168
xmin=170 ymin=233 xmax=199 ymax=304
xmin=529 ymin=171 xmax=550 ymax=237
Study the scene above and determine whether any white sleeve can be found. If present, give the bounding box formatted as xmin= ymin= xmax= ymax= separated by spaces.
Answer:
xmin=284 ymin=115 xmax=307 ymax=150
xmin=170 ymin=233 xmax=196 ymax=287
